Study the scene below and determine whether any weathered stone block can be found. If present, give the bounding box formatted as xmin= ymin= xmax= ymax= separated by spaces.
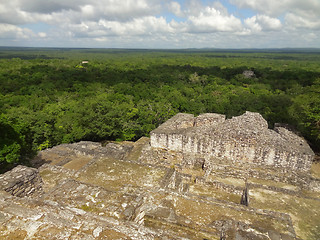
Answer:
xmin=0 ymin=165 xmax=43 ymax=197
xmin=150 ymin=112 xmax=314 ymax=173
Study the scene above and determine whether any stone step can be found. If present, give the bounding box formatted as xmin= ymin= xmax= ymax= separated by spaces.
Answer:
xmin=43 ymin=177 xmax=299 ymax=240
xmin=0 ymin=191 xmax=178 ymax=240
xmin=127 ymin=137 xmax=150 ymax=161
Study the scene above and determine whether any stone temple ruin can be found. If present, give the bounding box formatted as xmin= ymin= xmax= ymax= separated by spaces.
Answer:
xmin=0 ymin=112 xmax=319 ymax=239
xmin=150 ymin=112 xmax=314 ymax=173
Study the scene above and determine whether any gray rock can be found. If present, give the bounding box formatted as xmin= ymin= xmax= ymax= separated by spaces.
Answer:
xmin=150 ymin=112 xmax=314 ymax=173
xmin=0 ymin=165 xmax=43 ymax=197
xmin=242 ymin=70 xmax=256 ymax=78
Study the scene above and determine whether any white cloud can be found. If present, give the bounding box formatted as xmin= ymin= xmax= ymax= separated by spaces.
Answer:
xmin=0 ymin=0 xmax=162 ymax=24
xmin=212 ymin=1 xmax=229 ymax=16
xmin=0 ymin=0 xmax=319 ymax=48
xmin=245 ymin=15 xmax=282 ymax=32
xmin=20 ymin=0 xmax=83 ymax=13
xmin=187 ymin=7 xmax=242 ymax=33
xmin=285 ymin=13 xmax=320 ymax=30
xmin=66 ymin=16 xmax=175 ymax=39
xmin=38 ymin=32 xmax=47 ymax=38
xmin=80 ymin=5 xmax=95 ymax=19
xmin=93 ymin=0 xmax=161 ymax=22
xmin=0 ymin=23 xmax=35 ymax=39
xmin=168 ymin=1 xmax=184 ymax=18
xmin=185 ymin=0 xmax=204 ymax=16
xmin=231 ymin=0 xmax=320 ymax=31
xmin=230 ymin=0 xmax=320 ymax=16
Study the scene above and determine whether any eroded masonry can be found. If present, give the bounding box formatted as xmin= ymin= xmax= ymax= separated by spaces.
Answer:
xmin=150 ymin=112 xmax=314 ymax=172
xmin=0 ymin=112 xmax=320 ymax=240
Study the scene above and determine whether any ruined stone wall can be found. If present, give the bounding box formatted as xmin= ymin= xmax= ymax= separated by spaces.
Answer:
xmin=0 ymin=165 xmax=43 ymax=197
xmin=150 ymin=112 xmax=314 ymax=173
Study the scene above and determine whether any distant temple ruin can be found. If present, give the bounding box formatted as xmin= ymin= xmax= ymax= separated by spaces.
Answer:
xmin=150 ymin=112 xmax=315 ymax=172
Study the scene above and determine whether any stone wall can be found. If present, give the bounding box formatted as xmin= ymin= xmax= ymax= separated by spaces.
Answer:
xmin=150 ymin=112 xmax=315 ymax=172
xmin=0 ymin=165 xmax=43 ymax=197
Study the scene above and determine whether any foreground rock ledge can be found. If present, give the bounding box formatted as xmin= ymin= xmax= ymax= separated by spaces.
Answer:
xmin=0 ymin=112 xmax=319 ymax=240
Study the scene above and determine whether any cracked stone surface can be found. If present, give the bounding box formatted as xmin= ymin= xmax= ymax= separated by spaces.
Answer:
xmin=1 ymin=114 xmax=320 ymax=240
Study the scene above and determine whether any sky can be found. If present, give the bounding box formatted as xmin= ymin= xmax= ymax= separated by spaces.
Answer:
xmin=0 ymin=0 xmax=319 ymax=49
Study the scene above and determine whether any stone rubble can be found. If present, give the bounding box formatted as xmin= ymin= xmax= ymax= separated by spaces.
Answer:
xmin=0 ymin=165 xmax=43 ymax=197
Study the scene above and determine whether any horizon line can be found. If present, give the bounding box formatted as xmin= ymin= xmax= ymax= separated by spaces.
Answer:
xmin=1 ymin=46 xmax=320 ymax=50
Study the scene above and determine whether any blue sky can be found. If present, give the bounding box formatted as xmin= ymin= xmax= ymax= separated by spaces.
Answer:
xmin=22 ymin=23 xmax=52 ymax=34
xmin=0 ymin=0 xmax=319 ymax=48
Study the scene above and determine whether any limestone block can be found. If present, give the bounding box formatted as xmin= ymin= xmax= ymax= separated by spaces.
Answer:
xmin=150 ymin=112 xmax=314 ymax=173
xmin=0 ymin=165 xmax=43 ymax=197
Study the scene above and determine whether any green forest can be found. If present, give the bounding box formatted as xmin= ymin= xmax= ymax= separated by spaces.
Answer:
xmin=0 ymin=47 xmax=319 ymax=170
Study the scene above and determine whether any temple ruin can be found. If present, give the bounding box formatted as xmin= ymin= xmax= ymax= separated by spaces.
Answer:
xmin=0 ymin=112 xmax=319 ymax=239
xmin=151 ymin=111 xmax=314 ymax=173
